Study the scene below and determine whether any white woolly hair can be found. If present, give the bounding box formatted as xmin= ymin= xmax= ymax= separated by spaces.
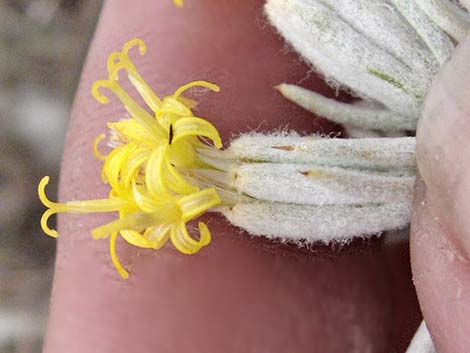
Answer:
xmin=222 ymin=202 xmax=411 ymax=244
xmin=256 ymin=3 xmax=467 ymax=352
xmin=256 ymin=2 xmax=469 ymax=352
xmin=264 ymin=0 xmax=469 ymax=135
xmin=265 ymin=0 xmax=427 ymax=117
xmin=193 ymin=132 xmax=415 ymax=244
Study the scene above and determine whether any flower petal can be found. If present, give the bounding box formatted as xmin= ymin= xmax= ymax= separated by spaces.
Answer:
xmin=163 ymin=156 xmax=199 ymax=194
xmin=92 ymin=211 xmax=160 ymax=240
xmin=108 ymin=119 xmax=157 ymax=148
xmin=170 ymin=222 xmax=201 ymax=254
xmin=145 ymin=144 xmax=171 ymax=198
xmin=120 ymin=229 xmax=159 ymax=249
xmin=102 ymin=142 xmax=137 ymax=188
xmin=143 ymin=225 xmax=172 ymax=249
xmin=159 ymin=96 xmax=192 ymax=117
xmin=131 ymin=183 xmax=173 ymax=213
xmin=170 ymin=221 xmax=212 ymax=254
xmin=167 ymin=139 xmax=200 ymax=168
xmin=172 ymin=117 xmax=222 ymax=148
xmin=121 ymin=147 xmax=150 ymax=187
xmin=177 ymin=188 xmax=221 ymax=221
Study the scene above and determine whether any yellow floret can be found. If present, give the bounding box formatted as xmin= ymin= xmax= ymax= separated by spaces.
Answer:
xmin=38 ymin=38 xmax=223 ymax=279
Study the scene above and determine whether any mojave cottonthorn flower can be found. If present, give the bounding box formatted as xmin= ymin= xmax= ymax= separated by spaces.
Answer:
xmin=35 ymin=4 xmax=467 ymax=352
xmin=35 ymin=25 xmax=430 ymax=353
xmin=38 ymin=37 xmax=420 ymax=279
xmin=39 ymin=38 xmax=222 ymax=279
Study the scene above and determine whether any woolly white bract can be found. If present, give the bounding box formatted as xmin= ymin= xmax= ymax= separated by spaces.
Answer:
xmin=193 ymin=133 xmax=415 ymax=244
xmin=265 ymin=0 xmax=469 ymax=135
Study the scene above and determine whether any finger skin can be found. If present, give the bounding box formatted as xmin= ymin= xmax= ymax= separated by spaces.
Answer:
xmin=412 ymin=38 xmax=470 ymax=353
xmin=44 ymin=1 xmax=419 ymax=352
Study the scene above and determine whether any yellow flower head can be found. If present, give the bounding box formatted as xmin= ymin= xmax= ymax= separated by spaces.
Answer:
xmin=38 ymin=38 xmax=222 ymax=279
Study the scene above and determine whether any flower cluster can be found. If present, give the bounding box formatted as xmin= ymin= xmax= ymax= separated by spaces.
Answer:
xmin=38 ymin=38 xmax=222 ymax=279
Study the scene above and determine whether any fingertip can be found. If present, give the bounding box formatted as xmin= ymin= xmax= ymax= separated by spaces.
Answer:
xmin=416 ymin=36 xmax=470 ymax=254
xmin=411 ymin=37 xmax=470 ymax=352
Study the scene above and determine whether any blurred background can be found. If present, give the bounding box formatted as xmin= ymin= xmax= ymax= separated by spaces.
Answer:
xmin=0 ymin=0 xmax=102 ymax=351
